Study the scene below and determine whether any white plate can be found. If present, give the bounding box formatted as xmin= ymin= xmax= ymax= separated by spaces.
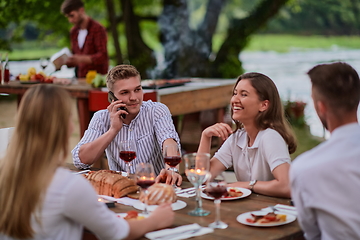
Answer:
xmin=236 ymin=211 xmax=297 ymax=227
xmin=133 ymin=200 xmax=186 ymax=211
xmin=201 ymin=187 xmax=251 ymax=201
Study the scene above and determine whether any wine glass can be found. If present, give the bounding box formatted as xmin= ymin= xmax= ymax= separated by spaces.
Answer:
xmin=119 ymin=139 xmax=137 ymax=178
xmin=135 ymin=163 xmax=156 ymax=216
xmin=206 ymin=172 xmax=228 ymax=229
xmin=184 ymin=152 xmax=211 ymax=216
xmin=39 ymin=57 xmax=49 ymax=70
xmin=163 ymin=144 xmax=182 ymax=188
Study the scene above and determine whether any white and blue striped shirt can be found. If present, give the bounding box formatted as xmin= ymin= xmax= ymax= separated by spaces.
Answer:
xmin=72 ymin=100 xmax=180 ymax=175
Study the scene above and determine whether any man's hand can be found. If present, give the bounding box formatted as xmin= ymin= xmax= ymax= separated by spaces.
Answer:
xmin=65 ymin=55 xmax=92 ymax=67
xmin=155 ymin=169 xmax=182 ymax=186
xmin=107 ymin=100 xmax=127 ymax=132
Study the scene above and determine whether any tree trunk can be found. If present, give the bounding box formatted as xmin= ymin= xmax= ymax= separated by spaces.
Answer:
xmin=159 ymin=0 xmax=224 ymax=78
xmin=212 ymin=0 xmax=290 ymax=78
xmin=105 ymin=0 xmax=123 ymax=65
xmin=121 ymin=0 xmax=156 ymax=79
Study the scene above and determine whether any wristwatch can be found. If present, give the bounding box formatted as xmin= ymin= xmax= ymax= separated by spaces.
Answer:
xmin=249 ymin=180 xmax=257 ymax=190
xmin=167 ymin=168 xmax=179 ymax=173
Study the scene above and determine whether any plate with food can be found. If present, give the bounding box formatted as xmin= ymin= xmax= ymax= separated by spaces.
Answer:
xmin=201 ymin=187 xmax=251 ymax=200
xmin=117 ymin=210 xmax=147 ymax=220
xmin=236 ymin=211 xmax=296 ymax=227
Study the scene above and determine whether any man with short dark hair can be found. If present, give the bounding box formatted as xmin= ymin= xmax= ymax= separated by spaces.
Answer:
xmin=290 ymin=62 xmax=360 ymax=239
xmin=61 ymin=0 xmax=108 ymax=78
xmin=72 ymin=64 xmax=182 ymax=185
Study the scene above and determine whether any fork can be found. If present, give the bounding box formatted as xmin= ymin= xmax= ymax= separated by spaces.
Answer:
xmin=268 ymin=205 xmax=278 ymax=213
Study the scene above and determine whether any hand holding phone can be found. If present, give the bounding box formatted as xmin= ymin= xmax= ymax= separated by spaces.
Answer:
xmin=108 ymin=91 xmax=127 ymax=119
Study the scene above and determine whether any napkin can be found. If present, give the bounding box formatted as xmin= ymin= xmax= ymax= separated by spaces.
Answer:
xmin=145 ymin=223 xmax=213 ymax=240
xmin=98 ymin=195 xmax=140 ymax=206
xmin=261 ymin=204 xmax=297 ymax=216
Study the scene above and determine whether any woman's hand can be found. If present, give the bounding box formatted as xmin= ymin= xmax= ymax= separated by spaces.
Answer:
xmin=125 ymin=203 xmax=174 ymax=239
xmin=148 ymin=203 xmax=174 ymax=229
xmin=202 ymin=123 xmax=233 ymax=141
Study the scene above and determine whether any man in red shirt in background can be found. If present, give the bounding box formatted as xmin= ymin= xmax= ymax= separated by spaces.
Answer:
xmin=61 ymin=0 xmax=109 ymax=78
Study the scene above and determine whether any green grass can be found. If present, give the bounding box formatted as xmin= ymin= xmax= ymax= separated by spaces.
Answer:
xmin=244 ymin=34 xmax=360 ymax=52
xmin=8 ymin=47 xmax=63 ymax=61
xmin=290 ymin=125 xmax=323 ymax=160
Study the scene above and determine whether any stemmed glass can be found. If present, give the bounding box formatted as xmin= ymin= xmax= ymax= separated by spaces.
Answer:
xmin=206 ymin=173 xmax=228 ymax=229
xmin=119 ymin=139 xmax=137 ymax=178
xmin=135 ymin=163 xmax=156 ymax=216
xmin=184 ymin=152 xmax=211 ymax=216
xmin=163 ymin=144 xmax=182 ymax=188
xmin=39 ymin=57 xmax=49 ymax=71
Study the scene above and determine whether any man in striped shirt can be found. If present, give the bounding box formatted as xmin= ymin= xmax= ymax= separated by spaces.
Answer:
xmin=72 ymin=65 xmax=182 ymax=185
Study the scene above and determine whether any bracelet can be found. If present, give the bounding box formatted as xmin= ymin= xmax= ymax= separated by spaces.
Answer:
xmin=167 ymin=167 xmax=179 ymax=173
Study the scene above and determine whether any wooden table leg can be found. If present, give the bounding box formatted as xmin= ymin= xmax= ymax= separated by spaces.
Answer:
xmin=77 ymin=98 xmax=90 ymax=137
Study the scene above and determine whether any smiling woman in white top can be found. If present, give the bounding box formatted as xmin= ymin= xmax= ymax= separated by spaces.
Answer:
xmin=0 ymin=84 xmax=174 ymax=240
xmin=197 ymin=72 xmax=297 ymax=198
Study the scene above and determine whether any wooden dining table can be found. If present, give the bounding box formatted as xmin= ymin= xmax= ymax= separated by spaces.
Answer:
xmin=82 ymin=181 xmax=304 ymax=240
xmin=0 ymin=78 xmax=235 ymax=137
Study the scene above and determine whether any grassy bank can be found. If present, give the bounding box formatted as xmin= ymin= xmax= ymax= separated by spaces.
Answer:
xmin=6 ymin=34 xmax=360 ymax=61
xmin=244 ymin=34 xmax=360 ymax=52
xmin=291 ymin=125 xmax=323 ymax=160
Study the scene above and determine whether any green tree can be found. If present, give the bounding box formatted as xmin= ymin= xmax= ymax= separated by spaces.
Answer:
xmin=263 ymin=0 xmax=360 ymax=35
xmin=0 ymin=0 xmax=289 ymax=78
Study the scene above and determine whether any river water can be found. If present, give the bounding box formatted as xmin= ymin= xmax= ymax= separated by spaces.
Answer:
xmin=6 ymin=47 xmax=360 ymax=138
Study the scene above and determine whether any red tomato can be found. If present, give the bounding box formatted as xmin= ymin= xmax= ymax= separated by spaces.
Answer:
xmin=124 ymin=210 xmax=138 ymax=219
xmin=264 ymin=215 xmax=277 ymax=221
xmin=246 ymin=218 xmax=255 ymax=223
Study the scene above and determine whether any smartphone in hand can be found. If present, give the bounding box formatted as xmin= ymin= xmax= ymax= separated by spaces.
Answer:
xmin=108 ymin=91 xmax=127 ymax=119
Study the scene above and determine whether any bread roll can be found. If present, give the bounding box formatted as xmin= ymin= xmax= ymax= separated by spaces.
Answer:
xmin=140 ymin=183 xmax=177 ymax=205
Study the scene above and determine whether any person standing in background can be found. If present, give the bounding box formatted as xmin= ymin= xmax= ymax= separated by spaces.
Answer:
xmin=61 ymin=0 xmax=109 ymax=78
xmin=290 ymin=62 xmax=360 ymax=240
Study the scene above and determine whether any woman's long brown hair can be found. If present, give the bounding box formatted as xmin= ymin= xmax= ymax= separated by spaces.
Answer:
xmin=233 ymin=72 xmax=297 ymax=154
xmin=0 ymin=85 xmax=72 ymax=238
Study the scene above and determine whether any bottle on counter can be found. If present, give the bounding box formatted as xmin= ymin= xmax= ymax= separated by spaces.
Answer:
xmin=0 ymin=53 xmax=9 ymax=84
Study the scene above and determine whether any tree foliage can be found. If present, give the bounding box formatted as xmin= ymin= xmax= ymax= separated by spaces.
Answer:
xmin=0 ymin=0 xmax=289 ymax=78
xmin=263 ymin=0 xmax=360 ymax=35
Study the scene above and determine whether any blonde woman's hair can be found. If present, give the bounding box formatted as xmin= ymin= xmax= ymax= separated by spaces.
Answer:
xmin=0 ymin=84 xmax=72 ymax=238
xmin=233 ymin=72 xmax=297 ymax=154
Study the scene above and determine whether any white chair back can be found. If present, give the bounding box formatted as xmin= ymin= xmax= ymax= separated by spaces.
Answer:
xmin=0 ymin=127 xmax=14 ymax=158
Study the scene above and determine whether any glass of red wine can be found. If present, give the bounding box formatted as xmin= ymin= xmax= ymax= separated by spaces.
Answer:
xmin=163 ymin=144 xmax=182 ymax=188
xmin=206 ymin=173 xmax=228 ymax=229
xmin=135 ymin=163 xmax=156 ymax=215
xmin=119 ymin=139 xmax=137 ymax=178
